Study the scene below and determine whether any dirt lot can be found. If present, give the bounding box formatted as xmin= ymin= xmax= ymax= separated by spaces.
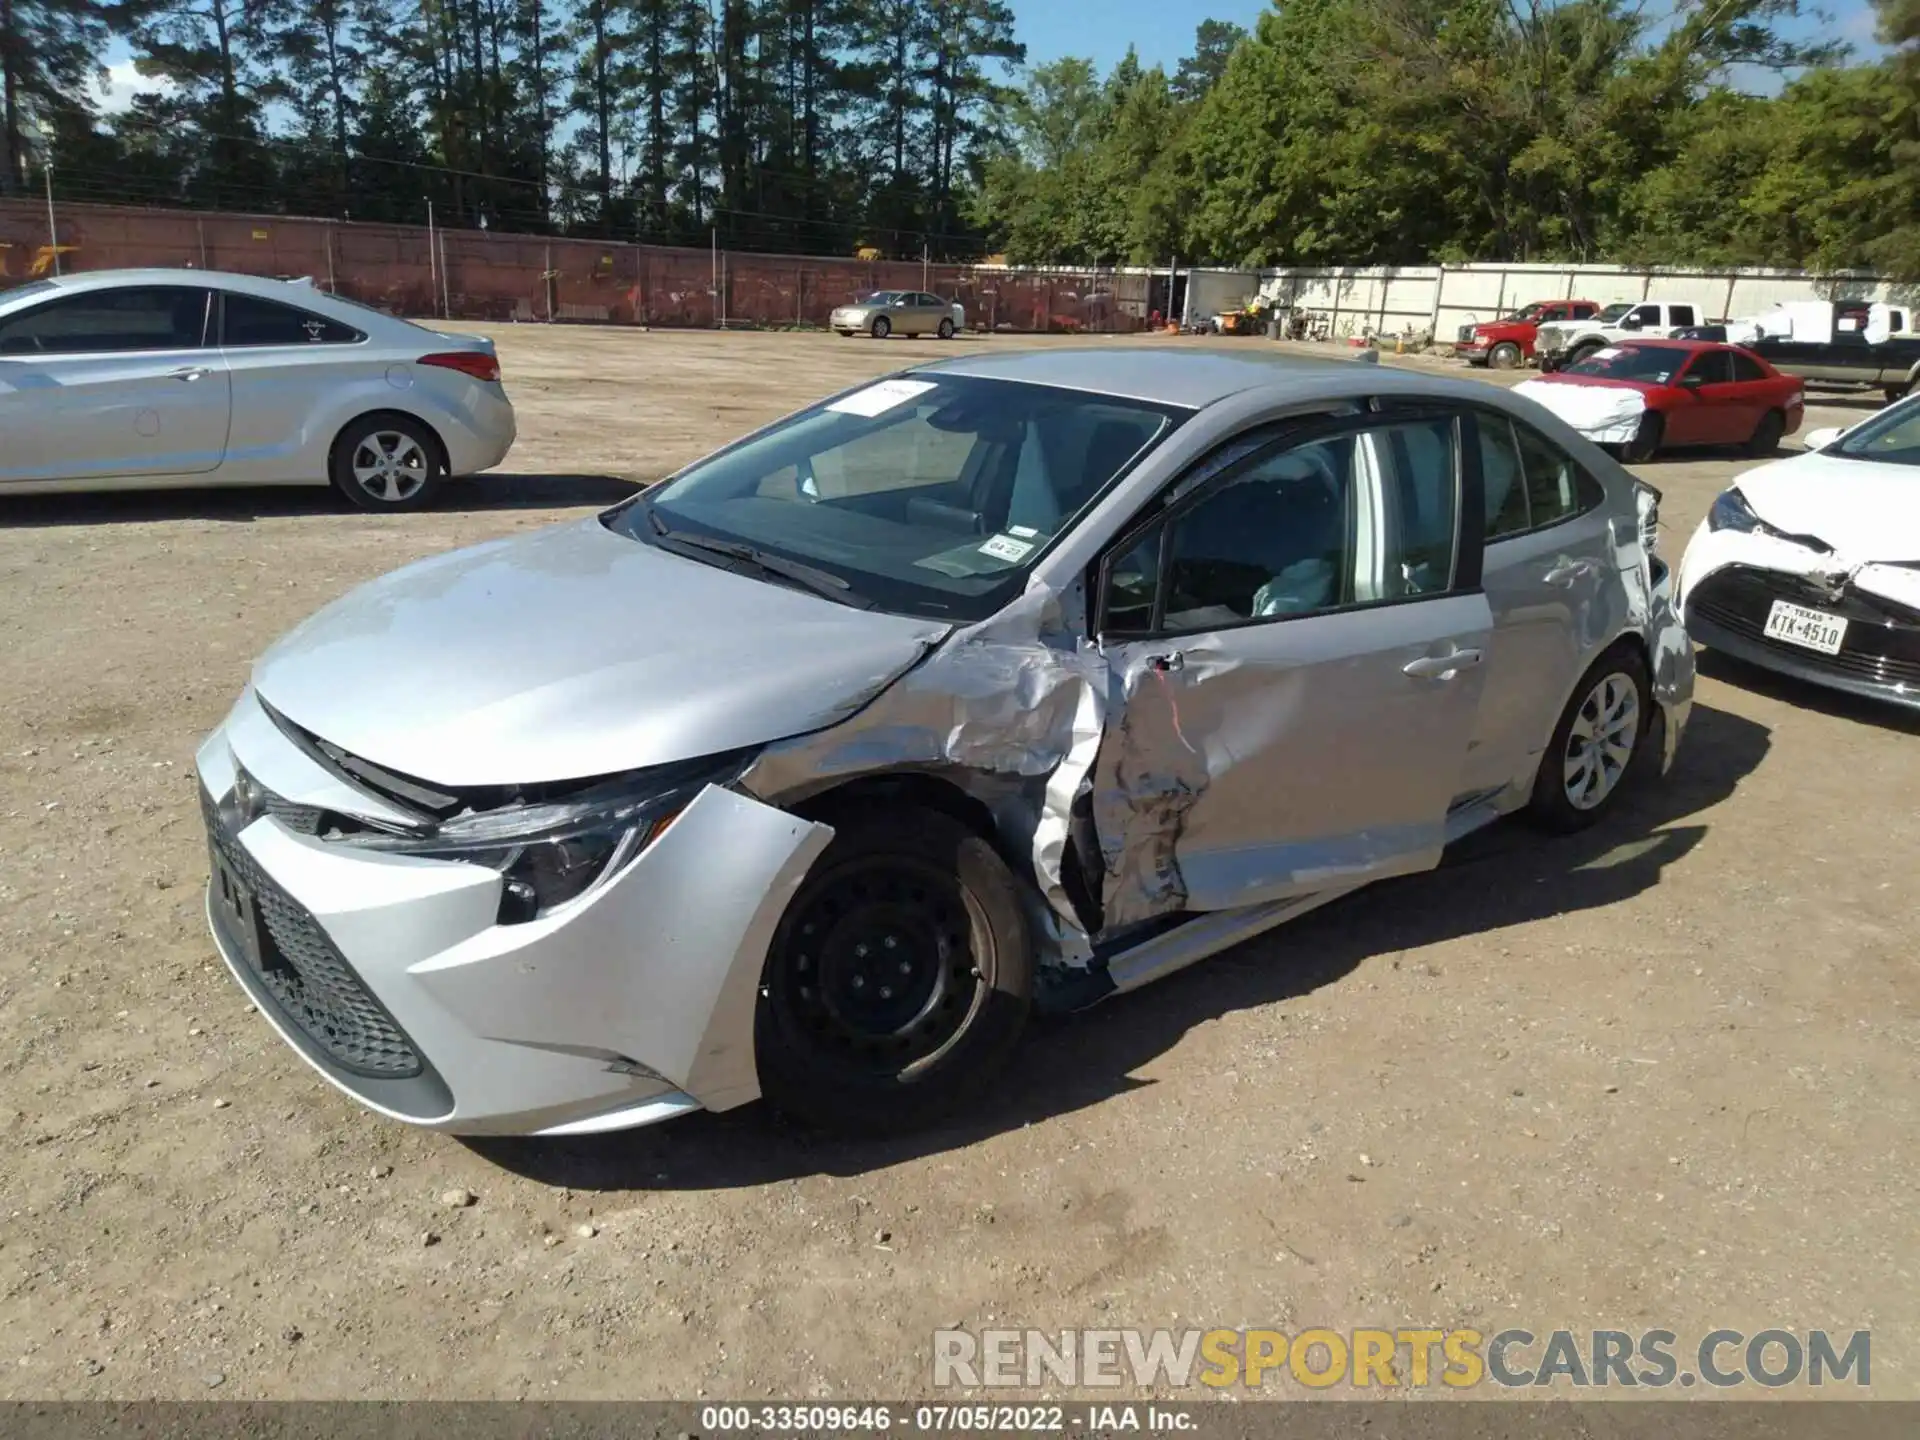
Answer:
xmin=0 ymin=327 xmax=1914 ymax=1401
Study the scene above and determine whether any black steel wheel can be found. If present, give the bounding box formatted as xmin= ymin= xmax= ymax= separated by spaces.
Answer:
xmin=755 ymin=807 xmax=1031 ymax=1133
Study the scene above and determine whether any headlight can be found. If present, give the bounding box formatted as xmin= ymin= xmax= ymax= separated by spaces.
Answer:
xmin=1707 ymin=487 xmax=1832 ymax=552
xmin=335 ymin=750 xmax=752 ymax=923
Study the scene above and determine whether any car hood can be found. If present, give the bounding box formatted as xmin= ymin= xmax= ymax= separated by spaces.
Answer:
xmin=1737 ymin=451 xmax=1920 ymax=561
xmin=251 ymin=518 xmax=951 ymax=787
xmin=1513 ymin=377 xmax=1650 ymax=426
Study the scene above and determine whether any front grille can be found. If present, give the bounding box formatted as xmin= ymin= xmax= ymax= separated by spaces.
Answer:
xmin=202 ymin=786 xmax=424 ymax=1078
xmin=1689 ymin=565 xmax=1920 ymax=688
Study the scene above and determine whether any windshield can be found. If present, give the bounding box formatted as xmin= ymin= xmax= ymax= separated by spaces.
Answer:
xmin=607 ymin=374 xmax=1187 ymax=621
xmin=856 ymin=292 xmax=896 ymax=305
xmin=1503 ymin=304 xmax=1546 ymax=324
xmin=1597 ymin=303 xmax=1634 ymax=324
xmin=1566 ymin=344 xmax=1680 ymax=384
xmin=1832 ymin=396 xmax=1920 ymax=466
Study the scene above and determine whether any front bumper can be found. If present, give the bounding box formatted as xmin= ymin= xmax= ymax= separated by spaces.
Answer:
xmin=1678 ymin=525 xmax=1920 ymax=710
xmin=195 ymin=690 xmax=831 ymax=1135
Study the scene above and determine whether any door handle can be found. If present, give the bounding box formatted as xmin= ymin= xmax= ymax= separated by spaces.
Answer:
xmin=1543 ymin=557 xmax=1595 ymax=587
xmin=1404 ymin=648 xmax=1482 ymax=680
xmin=169 ymin=366 xmax=209 ymax=382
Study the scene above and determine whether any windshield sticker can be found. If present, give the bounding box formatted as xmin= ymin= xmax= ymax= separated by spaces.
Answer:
xmin=1590 ymin=347 xmax=1624 ymax=360
xmin=979 ymin=534 xmax=1036 ymax=563
xmin=1008 ymin=524 xmax=1041 ymax=539
xmin=826 ymin=378 xmax=937 ymax=417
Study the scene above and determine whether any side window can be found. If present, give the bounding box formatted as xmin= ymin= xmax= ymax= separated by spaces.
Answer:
xmin=1572 ymin=303 xmax=1598 ymax=319
xmin=0 ymin=286 xmax=209 ymax=355
xmin=920 ymin=294 xmax=944 ymax=308
xmin=1668 ymin=304 xmax=1696 ymax=327
xmin=1728 ymin=351 xmax=1768 ymax=382
xmin=1104 ymin=417 xmax=1460 ymax=637
xmin=1516 ymin=422 xmax=1601 ymax=528
xmin=1629 ymin=304 xmax=1661 ymax=325
xmin=1479 ymin=418 xmax=1533 ymax=539
xmin=1685 ymin=350 xmax=1734 ymax=385
xmin=221 ymin=293 xmax=364 ymax=347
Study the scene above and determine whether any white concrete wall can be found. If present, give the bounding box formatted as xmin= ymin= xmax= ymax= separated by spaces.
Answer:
xmin=1252 ymin=262 xmax=1900 ymax=344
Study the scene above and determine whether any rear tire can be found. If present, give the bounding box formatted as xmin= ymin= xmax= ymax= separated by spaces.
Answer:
xmin=1489 ymin=341 xmax=1523 ymax=370
xmin=1747 ymin=408 xmax=1786 ymax=456
xmin=937 ymin=317 xmax=956 ymax=340
xmin=330 ymin=414 xmax=445 ymax=512
xmin=870 ymin=316 xmax=891 ymax=339
xmin=1525 ymin=645 xmax=1651 ymax=835
xmin=1622 ymin=411 xmax=1665 ymax=463
xmin=754 ymin=807 xmax=1032 ymax=1135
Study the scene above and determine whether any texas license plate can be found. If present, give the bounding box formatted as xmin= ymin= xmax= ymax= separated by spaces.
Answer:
xmin=208 ymin=843 xmax=266 ymax=972
xmin=1763 ymin=599 xmax=1848 ymax=655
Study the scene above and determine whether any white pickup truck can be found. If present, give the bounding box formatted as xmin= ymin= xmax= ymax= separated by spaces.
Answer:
xmin=1534 ymin=300 xmax=1714 ymax=371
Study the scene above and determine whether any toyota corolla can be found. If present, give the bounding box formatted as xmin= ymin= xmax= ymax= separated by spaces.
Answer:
xmin=197 ymin=350 xmax=1693 ymax=1138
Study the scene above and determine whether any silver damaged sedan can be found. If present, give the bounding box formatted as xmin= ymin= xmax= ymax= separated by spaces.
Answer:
xmin=0 ymin=269 xmax=515 ymax=510
xmin=196 ymin=350 xmax=1693 ymax=1136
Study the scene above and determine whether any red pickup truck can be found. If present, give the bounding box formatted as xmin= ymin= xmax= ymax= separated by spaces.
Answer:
xmin=1456 ymin=300 xmax=1601 ymax=369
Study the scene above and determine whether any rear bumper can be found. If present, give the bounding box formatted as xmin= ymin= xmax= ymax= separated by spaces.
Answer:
xmin=442 ymin=388 xmax=516 ymax=476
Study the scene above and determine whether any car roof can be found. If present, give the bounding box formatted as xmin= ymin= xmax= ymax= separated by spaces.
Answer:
xmin=1609 ymin=338 xmax=1721 ymax=352
xmin=913 ymin=345 xmax=1486 ymax=408
xmin=36 ymin=268 xmax=339 ymax=300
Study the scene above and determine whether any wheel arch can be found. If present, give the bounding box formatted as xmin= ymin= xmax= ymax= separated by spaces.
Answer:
xmin=329 ymin=407 xmax=452 ymax=479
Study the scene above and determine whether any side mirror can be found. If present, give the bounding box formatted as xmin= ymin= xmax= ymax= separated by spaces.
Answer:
xmin=1678 ymin=372 xmax=1706 ymax=389
xmin=1801 ymin=426 xmax=1846 ymax=451
xmin=1618 ymin=313 xmax=1644 ymax=331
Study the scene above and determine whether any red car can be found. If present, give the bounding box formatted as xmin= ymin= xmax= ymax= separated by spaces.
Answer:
xmin=1512 ymin=339 xmax=1804 ymax=461
xmin=1456 ymin=299 xmax=1600 ymax=369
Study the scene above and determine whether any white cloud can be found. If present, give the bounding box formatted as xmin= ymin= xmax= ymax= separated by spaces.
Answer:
xmin=87 ymin=61 xmax=175 ymax=115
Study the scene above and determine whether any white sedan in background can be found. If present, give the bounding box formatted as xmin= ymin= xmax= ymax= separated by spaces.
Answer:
xmin=0 ymin=269 xmax=515 ymax=510
xmin=1679 ymin=394 xmax=1920 ymax=708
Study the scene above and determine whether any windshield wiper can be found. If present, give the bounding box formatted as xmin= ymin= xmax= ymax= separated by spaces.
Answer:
xmin=646 ymin=511 xmax=872 ymax=608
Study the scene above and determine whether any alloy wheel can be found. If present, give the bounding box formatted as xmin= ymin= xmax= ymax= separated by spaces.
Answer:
xmin=1563 ymin=671 xmax=1640 ymax=810
xmin=350 ymin=431 xmax=431 ymax=505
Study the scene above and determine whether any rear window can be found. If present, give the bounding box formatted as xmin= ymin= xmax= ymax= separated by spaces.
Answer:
xmin=221 ymin=293 xmax=364 ymax=346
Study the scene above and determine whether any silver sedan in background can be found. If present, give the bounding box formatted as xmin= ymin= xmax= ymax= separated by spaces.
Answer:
xmin=0 ymin=269 xmax=516 ymax=510
xmin=830 ymin=290 xmax=962 ymax=339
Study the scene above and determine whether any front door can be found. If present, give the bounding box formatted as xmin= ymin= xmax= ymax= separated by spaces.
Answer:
xmin=1088 ymin=409 xmax=1491 ymax=929
xmin=0 ymin=284 xmax=230 ymax=483
xmin=1665 ymin=349 xmax=1745 ymax=446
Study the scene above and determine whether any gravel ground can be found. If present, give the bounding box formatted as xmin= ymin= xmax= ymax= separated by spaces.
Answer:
xmin=0 ymin=328 xmax=1913 ymax=1400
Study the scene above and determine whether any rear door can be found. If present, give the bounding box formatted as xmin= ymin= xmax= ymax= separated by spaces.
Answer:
xmin=1460 ymin=411 xmax=1622 ymax=799
xmin=1088 ymin=408 xmax=1492 ymax=928
xmin=0 ymin=284 xmax=229 ymax=483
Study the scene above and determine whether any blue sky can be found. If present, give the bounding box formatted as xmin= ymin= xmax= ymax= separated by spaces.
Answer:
xmin=1014 ymin=0 xmax=1886 ymax=79
xmin=93 ymin=0 xmax=1889 ymax=111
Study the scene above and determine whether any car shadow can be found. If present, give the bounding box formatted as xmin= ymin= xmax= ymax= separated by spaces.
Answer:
xmin=0 ymin=473 xmax=640 ymax=527
xmin=1696 ymin=648 xmax=1920 ymax=736
xmin=469 ymin=700 xmax=1770 ymax=1192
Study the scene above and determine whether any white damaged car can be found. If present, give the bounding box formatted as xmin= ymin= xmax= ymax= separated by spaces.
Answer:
xmin=1679 ymin=394 xmax=1920 ymax=707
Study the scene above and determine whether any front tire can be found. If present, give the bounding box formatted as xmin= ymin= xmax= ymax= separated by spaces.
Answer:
xmin=1622 ymin=411 xmax=1665 ymax=463
xmin=1525 ymin=645 xmax=1650 ymax=834
xmin=331 ymin=414 xmax=445 ymax=512
xmin=1489 ymin=340 xmax=1523 ymax=370
xmin=754 ymin=808 xmax=1032 ymax=1134
xmin=870 ymin=316 xmax=891 ymax=339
